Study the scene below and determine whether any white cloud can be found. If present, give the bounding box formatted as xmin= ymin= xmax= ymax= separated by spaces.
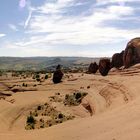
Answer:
xmin=24 ymin=10 xmax=33 ymax=29
xmin=96 ymin=0 xmax=140 ymax=5
xmin=0 ymin=34 xmax=6 ymax=38
xmin=22 ymin=2 xmax=137 ymax=47
xmin=2 ymin=41 xmax=52 ymax=57
xmin=24 ymin=2 xmax=36 ymax=29
xmin=107 ymin=5 xmax=134 ymax=16
xmin=37 ymin=0 xmax=76 ymax=14
xmin=11 ymin=0 xmax=140 ymax=57
xmin=8 ymin=24 xmax=18 ymax=31
xmin=78 ymin=50 xmax=116 ymax=57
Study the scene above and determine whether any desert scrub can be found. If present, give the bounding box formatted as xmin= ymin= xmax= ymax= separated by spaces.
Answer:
xmin=27 ymin=115 xmax=36 ymax=124
xmin=32 ymin=74 xmax=41 ymax=82
xmin=25 ymin=115 xmax=36 ymax=130
xmin=45 ymin=74 xmax=48 ymax=79
xmin=55 ymin=92 xmax=60 ymax=96
xmin=36 ymin=78 xmax=41 ymax=82
xmin=49 ymin=95 xmax=62 ymax=102
xmin=25 ymin=103 xmax=75 ymax=130
xmin=22 ymin=83 xmax=27 ymax=87
xmin=37 ymin=105 xmax=42 ymax=110
xmin=35 ymin=74 xmax=40 ymax=79
xmin=64 ymin=92 xmax=88 ymax=106
xmin=58 ymin=113 xmax=64 ymax=119
xmin=31 ymin=110 xmax=38 ymax=117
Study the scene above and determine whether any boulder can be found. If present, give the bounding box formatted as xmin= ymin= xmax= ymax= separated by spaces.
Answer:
xmin=111 ymin=51 xmax=124 ymax=68
xmin=99 ymin=58 xmax=111 ymax=76
xmin=110 ymin=67 xmax=118 ymax=72
xmin=53 ymin=65 xmax=64 ymax=84
xmin=88 ymin=62 xmax=98 ymax=74
xmin=123 ymin=38 xmax=140 ymax=68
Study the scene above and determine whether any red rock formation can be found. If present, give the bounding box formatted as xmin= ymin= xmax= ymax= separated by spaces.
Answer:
xmin=88 ymin=62 xmax=98 ymax=74
xmin=53 ymin=65 xmax=64 ymax=84
xmin=111 ymin=51 xmax=124 ymax=68
xmin=99 ymin=58 xmax=111 ymax=76
xmin=123 ymin=38 xmax=140 ymax=68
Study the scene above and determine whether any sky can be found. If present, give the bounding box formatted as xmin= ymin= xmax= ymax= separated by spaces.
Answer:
xmin=0 ymin=0 xmax=140 ymax=57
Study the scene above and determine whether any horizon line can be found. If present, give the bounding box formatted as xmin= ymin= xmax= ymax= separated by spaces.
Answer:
xmin=0 ymin=56 xmax=111 ymax=58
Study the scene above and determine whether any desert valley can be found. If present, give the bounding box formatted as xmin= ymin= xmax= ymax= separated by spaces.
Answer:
xmin=0 ymin=38 xmax=140 ymax=140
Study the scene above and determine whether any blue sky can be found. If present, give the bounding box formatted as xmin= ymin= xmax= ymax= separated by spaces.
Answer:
xmin=0 ymin=0 xmax=140 ymax=57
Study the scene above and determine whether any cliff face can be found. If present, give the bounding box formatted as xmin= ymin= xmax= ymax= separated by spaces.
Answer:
xmin=111 ymin=51 xmax=124 ymax=68
xmin=123 ymin=38 xmax=140 ymax=68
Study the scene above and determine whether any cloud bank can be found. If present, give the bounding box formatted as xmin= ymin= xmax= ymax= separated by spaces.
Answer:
xmin=2 ymin=0 xmax=140 ymax=57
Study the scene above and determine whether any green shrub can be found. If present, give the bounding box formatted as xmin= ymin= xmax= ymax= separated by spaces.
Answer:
xmin=36 ymin=74 xmax=40 ymax=79
xmin=22 ymin=83 xmax=27 ymax=87
xmin=37 ymin=105 xmax=42 ymax=110
xmin=36 ymin=78 xmax=40 ymax=82
xmin=75 ymin=92 xmax=82 ymax=100
xmin=64 ymin=92 xmax=88 ymax=106
xmin=27 ymin=115 xmax=36 ymax=124
xmin=45 ymin=74 xmax=48 ymax=79
xmin=58 ymin=113 xmax=64 ymax=119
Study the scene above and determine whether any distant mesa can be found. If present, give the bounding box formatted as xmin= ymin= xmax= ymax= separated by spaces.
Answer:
xmin=53 ymin=65 xmax=64 ymax=84
xmin=88 ymin=62 xmax=98 ymax=74
xmin=52 ymin=58 xmax=62 ymax=63
xmin=99 ymin=58 xmax=111 ymax=76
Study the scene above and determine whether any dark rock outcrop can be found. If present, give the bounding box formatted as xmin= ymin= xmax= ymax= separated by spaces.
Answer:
xmin=123 ymin=38 xmax=140 ymax=68
xmin=99 ymin=58 xmax=111 ymax=76
xmin=53 ymin=65 xmax=64 ymax=84
xmin=88 ymin=62 xmax=98 ymax=74
xmin=111 ymin=51 xmax=124 ymax=68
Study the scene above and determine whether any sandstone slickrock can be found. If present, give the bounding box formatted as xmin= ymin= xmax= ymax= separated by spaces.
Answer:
xmin=123 ymin=38 xmax=140 ymax=68
xmin=99 ymin=58 xmax=111 ymax=76
xmin=111 ymin=51 xmax=124 ymax=68
xmin=88 ymin=62 xmax=98 ymax=74
xmin=53 ymin=65 xmax=64 ymax=84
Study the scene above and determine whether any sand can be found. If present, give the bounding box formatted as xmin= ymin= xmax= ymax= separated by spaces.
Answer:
xmin=0 ymin=66 xmax=140 ymax=140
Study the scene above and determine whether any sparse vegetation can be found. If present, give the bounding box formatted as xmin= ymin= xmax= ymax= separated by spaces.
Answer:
xmin=27 ymin=115 xmax=36 ymax=124
xmin=49 ymin=95 xmax=62 ymax=102
xmin=0 ymin=66 xmax=90 ymax=132
xmin=45 ymin=74 xmax=48 ymax=79
xmin=64 ymin=92 xmax=88 ymax=106
xmin=0 ymin=57 xmax=95 ymax=72
xmin=22 ymin=83 xmax=27 ymax=87
xmin=25 ymin=102 xmax=75 ymax=130
xmin=37 ymin=105 xmax=42 ymax=110
xmin=36 ymin=78 xmax=41 ymax=82
xmin=25 ymin=115 xmax=36 ymax=130
xmin=35 ymin=74 xmax=40 ymax=79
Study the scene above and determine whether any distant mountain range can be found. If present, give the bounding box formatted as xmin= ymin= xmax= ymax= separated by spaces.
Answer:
xmin=0 ymin=57 xmax=102 ymax=71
